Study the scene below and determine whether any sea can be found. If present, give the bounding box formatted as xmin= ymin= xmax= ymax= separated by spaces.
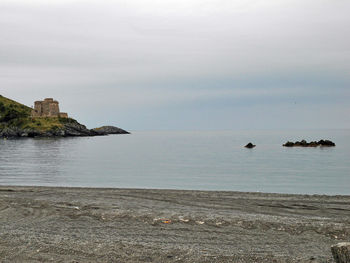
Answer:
xmin=0 ymin=130 xmax=349 ymax=195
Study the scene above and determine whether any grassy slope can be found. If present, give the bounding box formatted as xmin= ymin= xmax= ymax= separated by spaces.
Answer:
xmin=0 ymin=95 xmax=76 ymax=132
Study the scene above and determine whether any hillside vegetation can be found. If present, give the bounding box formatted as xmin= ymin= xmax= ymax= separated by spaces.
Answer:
xmin=0 ymin=95 xmax=76 ymax=131
xmin=0 ymin=95 xmax=31 ymax=122
xmin=0 ymin=95 xmax=129 ymax=137
xmin=0 ymin=95 xmax=92 ymax=137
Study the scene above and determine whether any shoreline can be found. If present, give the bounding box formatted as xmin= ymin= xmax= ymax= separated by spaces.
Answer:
xmin=2 ymin=185 xmax=349 ymax=197
xmin=1 ymin=186 xmax=349 ymax=262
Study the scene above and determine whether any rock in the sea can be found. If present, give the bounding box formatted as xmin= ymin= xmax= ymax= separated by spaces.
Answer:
xmin=63 ymin=122 xmax=97 ymax=136
xmin=308 ymin=141 xmax=319 ymax=147
xmin=283 ymin=141 xmax=295 ymax=147
xmin=331 ymin=242 xmax=350 ymax=263
xmin=92 ymin=126 xmax=130 ymax=135
xmin=245 ymin=142 xmax=256 ymax=148
xmin=318 ymin=139 xmax=336 ymax=147
xmin=283 ymin=139 xmax=335 ymax=147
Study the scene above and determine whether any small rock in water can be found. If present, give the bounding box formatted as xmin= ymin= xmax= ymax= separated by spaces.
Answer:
xmin=92 ymin=126 xmax=130 ymax=135
xmin=245 ymin=142 xmax=256 ymax=148
xmin=283 ymin=141 xmax=294 ymax=147
xmin=283 ymin=139 xmax=335 ymax=147
xmin=318 ymin=139 xmax=336 ymax=146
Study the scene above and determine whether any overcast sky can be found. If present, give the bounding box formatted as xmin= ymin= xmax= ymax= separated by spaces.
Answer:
xmin=1 ymin=0 xmax=349 ymax=130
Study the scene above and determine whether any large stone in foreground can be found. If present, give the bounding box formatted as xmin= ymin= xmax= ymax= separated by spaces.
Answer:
xmin=331 ymin=242 xmax=350 ymax=263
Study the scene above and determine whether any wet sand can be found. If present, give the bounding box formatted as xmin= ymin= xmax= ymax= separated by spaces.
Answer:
xmin=0 ymin=186 xmax=349 ymax=262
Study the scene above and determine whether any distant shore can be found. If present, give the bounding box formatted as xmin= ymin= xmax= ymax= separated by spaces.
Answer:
xmin=0 ymin=186 xmax=349 ymax=262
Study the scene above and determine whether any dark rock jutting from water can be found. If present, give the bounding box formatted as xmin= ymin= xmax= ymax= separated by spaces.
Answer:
xmin=283 ymin=139 xmax=335 ymax=147
xmin=245 ymin=142 xmax=256 ymax=148
xmin=92 ymin=126 xmax=130 ymax=135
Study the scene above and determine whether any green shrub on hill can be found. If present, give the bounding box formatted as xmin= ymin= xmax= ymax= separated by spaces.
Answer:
xmin=0 ymin=96 xmax=31 ymax=122
xmin=0 ymin=95 xmax=78 ymax=133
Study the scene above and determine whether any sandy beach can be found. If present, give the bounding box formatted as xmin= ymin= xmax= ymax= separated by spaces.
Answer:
xmin=0 ymin=186 xmax=349 ymax=262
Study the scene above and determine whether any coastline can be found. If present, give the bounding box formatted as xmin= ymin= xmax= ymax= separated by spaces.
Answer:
xmin=0 ymin=186 xmax=349 ymax=262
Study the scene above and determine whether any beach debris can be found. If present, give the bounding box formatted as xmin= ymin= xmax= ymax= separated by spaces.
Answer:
xmin=178 ymin=216 xmax=190 ymax=223
xmin=331 ymin=242 xmax=350 ymax=263
xmin=283 ymin=139 xmax=335 ymax=147
xmin=245 ymin=142 xmax=256 ymax=148
xmin=152 ymin=218 xmax=172 ymax=224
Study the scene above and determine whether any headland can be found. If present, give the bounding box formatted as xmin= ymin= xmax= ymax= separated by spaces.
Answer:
xmin=0 ymin=95 xmax=129 ymax=138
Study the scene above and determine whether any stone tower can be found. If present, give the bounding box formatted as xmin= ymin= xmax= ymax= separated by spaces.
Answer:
xmin=31 ymin=98 xmax=68 ymax=118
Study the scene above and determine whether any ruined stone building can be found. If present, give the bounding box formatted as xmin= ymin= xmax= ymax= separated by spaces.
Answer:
xmin=31 ymin=98 xmax=68 ymax=118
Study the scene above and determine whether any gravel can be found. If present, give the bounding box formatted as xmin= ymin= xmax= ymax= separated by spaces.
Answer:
xmin=0 ymin=186 xmax=349 ymax=262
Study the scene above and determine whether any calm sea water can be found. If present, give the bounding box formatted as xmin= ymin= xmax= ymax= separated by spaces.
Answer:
xmin=0 ymin=130 xmax=349 ymax=195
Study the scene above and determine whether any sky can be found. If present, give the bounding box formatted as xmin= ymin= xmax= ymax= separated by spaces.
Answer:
xmin=1 ymin=0 xmax=349 ymax=130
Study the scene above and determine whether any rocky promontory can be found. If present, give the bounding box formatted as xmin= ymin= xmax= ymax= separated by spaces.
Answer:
xmin=0 ymin=95 xmax=129 ymax=138
xmin=93 ymin=126 xmax=130 ymax=135
xmin=283 ymin=139 xmax=335 ymax=147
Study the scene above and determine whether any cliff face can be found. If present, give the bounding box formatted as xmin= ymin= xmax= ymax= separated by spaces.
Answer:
xmin=0 ymin=117 xmax=96 ymax=138
xmin=0 ymin=95 xmax=128 ymax=138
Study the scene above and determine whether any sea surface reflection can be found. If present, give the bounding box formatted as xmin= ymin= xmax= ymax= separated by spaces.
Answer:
xmin=0 ymin=130 xmax=349 ymax=195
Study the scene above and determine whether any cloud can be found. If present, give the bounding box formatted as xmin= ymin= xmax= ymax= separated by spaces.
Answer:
xmin=0 ymin=0 xmax=349 ymax=129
